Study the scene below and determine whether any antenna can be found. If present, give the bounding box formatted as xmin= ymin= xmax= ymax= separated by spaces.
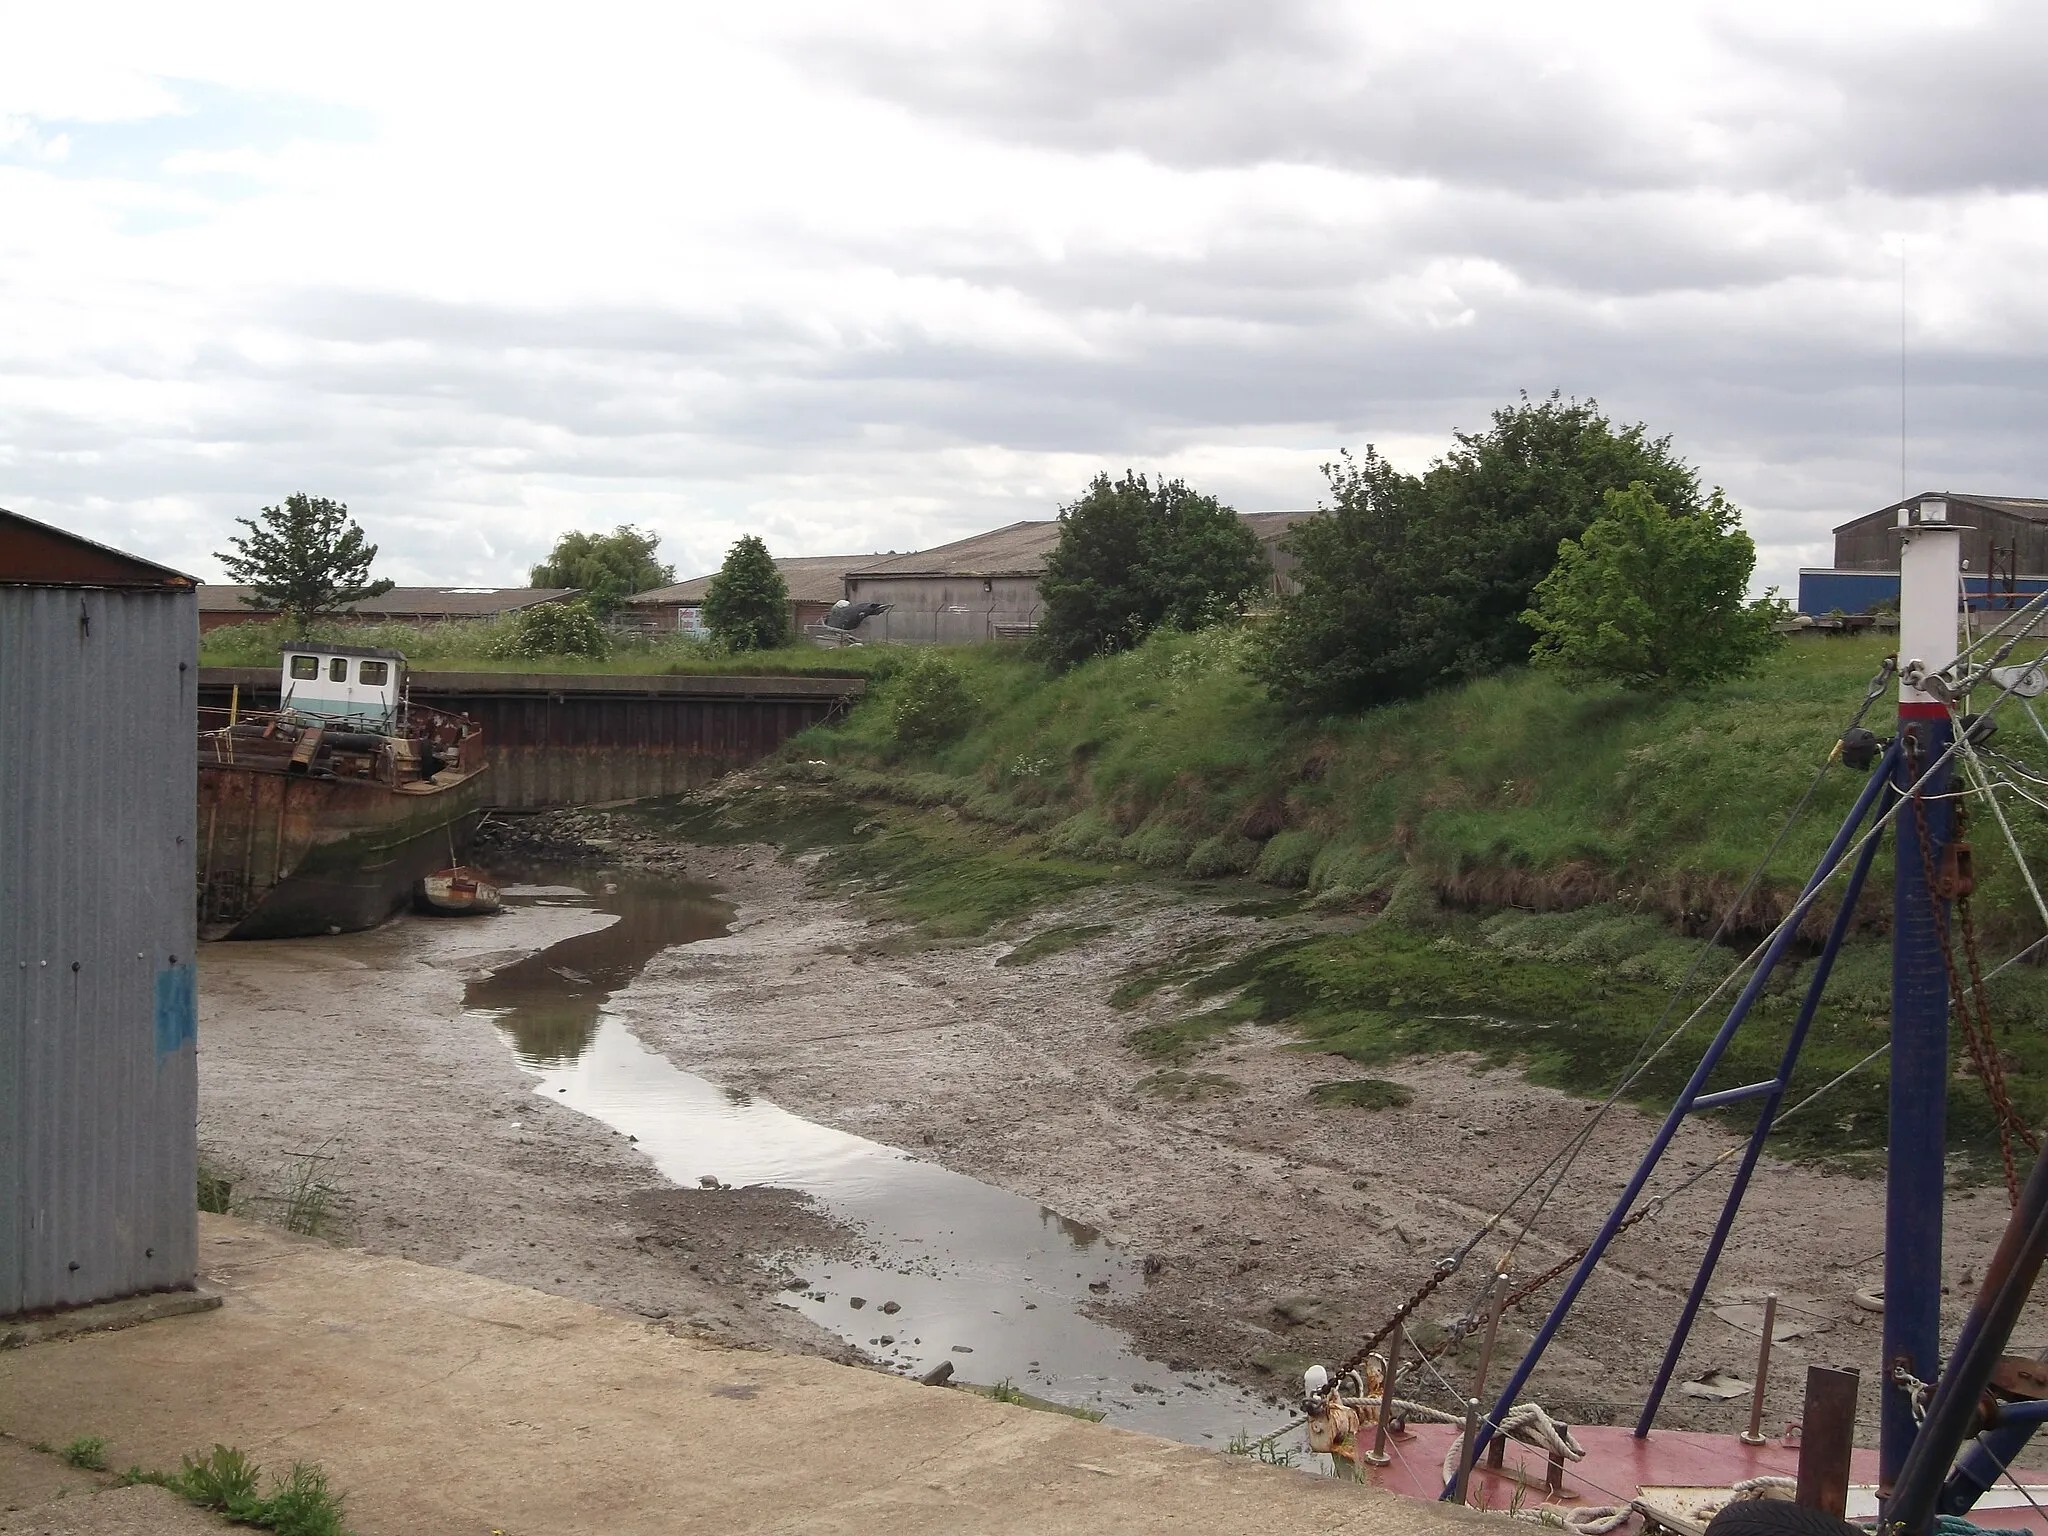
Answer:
xmin=1900 ymin=237 xmax=1908 ymax=501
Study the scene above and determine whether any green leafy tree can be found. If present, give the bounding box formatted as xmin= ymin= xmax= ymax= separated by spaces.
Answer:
xmin=483 ymin=600 xmax=611 ymax=660
xmin=1035 ymin=471 xmax=1269 ymax=669
xmin=216 ymin=494 xmax=393 ymax=632
xmin=529 ymin=525 xmax=674 ymax=617
xmin=1260 ymin=394 xmax=1704 ymax=713
xmin=1254 ymin=449 xmax=1448 ymax=713
xmin=1523 ymin=483 xmax=1784 ymax=692
xmin=700 ymin=534 xmax=790 ymax=651
xmin=1423 ymin=392 xmax=1703 ymax=679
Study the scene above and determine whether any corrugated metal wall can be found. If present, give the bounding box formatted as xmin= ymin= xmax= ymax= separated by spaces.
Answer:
xmin=2 ymin=585 xmax=199 ymax=1315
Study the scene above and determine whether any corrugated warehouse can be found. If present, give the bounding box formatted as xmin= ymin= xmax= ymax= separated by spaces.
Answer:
xmin=2 ymin=508 xmax=201 ymax=1316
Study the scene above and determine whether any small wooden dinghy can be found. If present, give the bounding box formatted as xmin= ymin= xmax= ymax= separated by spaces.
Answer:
xmin=415 ymin=866 xmax=503 ymax=916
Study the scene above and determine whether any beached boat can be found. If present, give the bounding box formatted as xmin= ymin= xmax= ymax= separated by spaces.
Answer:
xmin=415 ymin=865 xmax=503 ymax=916
xmin=196 ymin=643 xmax=488 ymax=940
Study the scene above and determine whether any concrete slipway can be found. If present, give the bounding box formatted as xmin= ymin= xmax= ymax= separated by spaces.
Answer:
xmin=0 ymin=1218 xmax=1479 ymax=1535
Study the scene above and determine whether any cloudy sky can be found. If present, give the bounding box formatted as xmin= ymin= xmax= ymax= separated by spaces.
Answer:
xmin=3 ymin=1 xmax=2044 ymax=593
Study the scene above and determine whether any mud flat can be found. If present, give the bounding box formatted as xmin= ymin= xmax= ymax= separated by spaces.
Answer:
xmin=200 ymin=804 xmax=2048 ymax=1458
xmin=493 ymin=806 xmax=2048 ymax=1452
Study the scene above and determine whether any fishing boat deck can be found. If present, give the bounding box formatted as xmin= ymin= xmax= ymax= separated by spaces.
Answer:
xmin=1363 ymin=1424 xmax=2048 ymax=1532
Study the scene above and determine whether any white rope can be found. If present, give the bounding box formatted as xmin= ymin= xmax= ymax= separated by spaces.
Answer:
xmin=1954 ymin=737 xmax=2048 ymax=935
xmin=1731 ymin=1475 xmax=1797 ymax=1499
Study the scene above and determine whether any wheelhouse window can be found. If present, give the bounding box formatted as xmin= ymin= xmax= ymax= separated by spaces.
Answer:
xmin=289 ymin=655 xmax=319 ymax=680
xmin=358 ymin=660 xmax=389 ymax=685
xmin=328 ymin=657 xmax=348 ymax=682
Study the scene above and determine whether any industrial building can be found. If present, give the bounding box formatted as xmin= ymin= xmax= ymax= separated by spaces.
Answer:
xmin=617 ymin=552 xmax=885 ymax=637
xmin=2 ymin=508 xmax=202 ymax=1317
xmin=198 ymin=584 xmax=581 ymax=633
xmin=1799 ymin=492 xmax=2048 ymax=615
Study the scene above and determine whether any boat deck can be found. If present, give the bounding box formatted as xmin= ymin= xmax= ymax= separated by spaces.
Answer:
xmin=1361 ymin=1424 xmax=2048 ymax=1533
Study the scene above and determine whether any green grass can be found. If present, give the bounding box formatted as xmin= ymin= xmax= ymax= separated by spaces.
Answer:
xmin=1308 ymin=1078 xmax=1415 ymax=1110
xmin=964 ymin=1379 xmax=1107 ymax=1421
xmin=200 ymin=616 xmax=899 ymax=679
xmin=1135 ymin=1068 xmax=1241 ymax=1102
xmin=125 ymin=1445 xmax=353 ymax=1536
xmin=784 ymin=624 xmax=2048 ymax=938
xmin=997 ymin=923 xmax=1114 ymax=967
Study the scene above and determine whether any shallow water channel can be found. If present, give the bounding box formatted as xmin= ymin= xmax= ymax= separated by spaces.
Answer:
xmin=462 ymin=867 xmax=1297 ymax=1449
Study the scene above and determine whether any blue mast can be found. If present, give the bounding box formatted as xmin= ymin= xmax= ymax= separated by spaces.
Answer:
xmin=1883 ymin=497 xmax=1963 ymax=1492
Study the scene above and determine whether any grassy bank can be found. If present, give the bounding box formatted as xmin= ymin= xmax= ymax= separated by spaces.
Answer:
xmin=656 ymin=623 xmax=2048 ymax=1173
xmin=790 ymin=626 xmax=2048 ymax=939
xmin=199 ymin=617 xmax=898 ymax=679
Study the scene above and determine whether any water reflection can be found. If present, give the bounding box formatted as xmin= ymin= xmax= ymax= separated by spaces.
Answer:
xmin=464 ymin=864 xmax=733 ymax=1062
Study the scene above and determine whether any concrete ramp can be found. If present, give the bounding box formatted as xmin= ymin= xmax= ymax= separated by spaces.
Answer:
xmin=0 ymin=1218 xmax=1477 ymax=1535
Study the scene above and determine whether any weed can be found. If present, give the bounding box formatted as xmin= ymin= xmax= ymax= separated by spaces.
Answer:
xmin=59 ymin=1435 xmax=109 ymax=1471
xmin=196 ymin=1165 xmax=235 ymax=1214
xmin=962 ymin=1379 xmax=1106 ymax=1421
xmin=275 ymin=1149 xmax=340 ymax=1237
xmin=146 ymin=1445 xmax=353 ymax=1536
xmin=1126 ymin=1014 xmax=1241 ymax=1064
xmin=997 ymin=923 xmax=1113 ymax=968
xmin=177 ymin=1445 xmax=262 ymax=1509
xmin=1225 ymin=1430 xmax=1299 ymax=1467
xmin=1308 ymin=1078 xmax=1414 ymax=1110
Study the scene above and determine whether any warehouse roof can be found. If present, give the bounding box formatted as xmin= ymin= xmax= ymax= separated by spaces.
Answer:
xmin=0 ymin=507 xmax=198 ymax=589
xmin=199 ymin=586 xmax=580 ymax=618
xmin=846 ymin=510 xmax=1319 ymax=581
xmin=627 ymin=553 xmax=889 ymax=608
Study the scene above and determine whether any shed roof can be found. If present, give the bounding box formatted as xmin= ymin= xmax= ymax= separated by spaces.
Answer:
xmin=0 ymin=507 xmax=198 ymax=589
xmin=199 ymin=586 xmax=579 ymax=618
xmin=847 ymin=510 xmax=1319 ymax=581
xmin=1836 ymin=492 xmax=2048 ymax=533
xmin=627 ymin=553 xmax=889 ymax=607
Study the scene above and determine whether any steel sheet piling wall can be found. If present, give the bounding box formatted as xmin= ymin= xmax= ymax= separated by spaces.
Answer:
xmin=2 ymin=585 xmax=199 ymax=1315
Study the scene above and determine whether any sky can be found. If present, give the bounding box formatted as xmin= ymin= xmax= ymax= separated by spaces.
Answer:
xmin=3 ymin=2 xmax=2046 ymax=594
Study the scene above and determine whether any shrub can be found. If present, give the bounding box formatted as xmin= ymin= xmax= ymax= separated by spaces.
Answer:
xmin=890 ymin=654 xmax=976 ymax=749
xmin=1253 ymin=829 xmax=1325 ymax=887
xmin=482 ymin=600 xmax=609 ymax=660
xmin=1048 ymin=810 xmax=1122 ymax=860
xmin=1124 ymin=821 xmax=1194 ymax=869
xmin=1185 ymin=835 xmax=1260 ymax=878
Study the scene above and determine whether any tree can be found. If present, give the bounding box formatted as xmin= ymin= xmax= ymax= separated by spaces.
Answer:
xmin=1253 ymin=449 xmax=1452 ymax=713
xmin=529 ymin=526 xmax=674 ymax=617
xmin=1035 ymin=471 xmax=1270 ymax=669
xmin=1523 ymin=483 xmax=1785 ymax=692
xmin=700 ymin=535 xmax=790 ymax=651
xmin=1258 ymin=393 xmax=1706 ymax=714
xmin=1422 ymin=392 xmax=1703 ymax=679
xmin=216 ymin=494 xmax=394 ymax=632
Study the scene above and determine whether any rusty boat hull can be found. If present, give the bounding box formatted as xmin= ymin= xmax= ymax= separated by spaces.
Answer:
xmin=197 ymin=764 xmax=489 ymax=940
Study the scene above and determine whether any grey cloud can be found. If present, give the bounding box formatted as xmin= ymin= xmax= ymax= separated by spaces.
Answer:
xmin=1723 ymin=2 xmax=2048 ymax=195
xmin=800 ymin=0 xmax=1684 ymax=192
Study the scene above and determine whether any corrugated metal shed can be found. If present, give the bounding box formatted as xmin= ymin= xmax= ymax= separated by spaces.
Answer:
xmin=1832 ymin=491 xmax=2048 ymax=575
xmin=2 ymin=507 xmax=200 ymax=1316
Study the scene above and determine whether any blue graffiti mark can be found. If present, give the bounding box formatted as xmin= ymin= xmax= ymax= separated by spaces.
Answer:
xmin=155 ymin=962 xmax=196 ymax=1057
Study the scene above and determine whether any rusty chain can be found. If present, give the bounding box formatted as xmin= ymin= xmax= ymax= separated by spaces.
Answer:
xmin=1905 ymin=743 xmax=2037 ymax=1203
